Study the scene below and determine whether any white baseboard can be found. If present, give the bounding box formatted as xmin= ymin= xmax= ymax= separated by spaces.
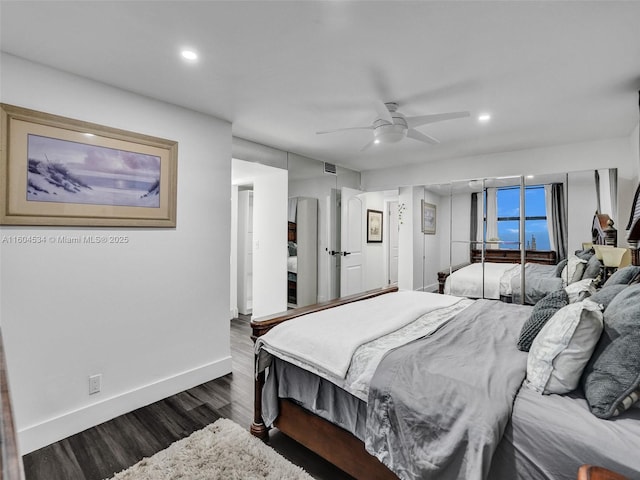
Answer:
xmin=230 ymin=307 xmax=239 ymax=319
xmin=18 ymin=356 xmax=232 ymax=454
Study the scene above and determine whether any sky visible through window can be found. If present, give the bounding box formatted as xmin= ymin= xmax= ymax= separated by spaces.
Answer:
xmin=496 ymin=186 xmax=550 ymax=250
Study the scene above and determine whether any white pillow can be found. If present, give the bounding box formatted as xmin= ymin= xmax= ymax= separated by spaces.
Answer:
xmin=560 ymin=255 xmax=587 ymax=286
xmin=526 ymin=299 xmax=603 ymax=394
xmin=564 ymin=277 xmax=596 ymax=303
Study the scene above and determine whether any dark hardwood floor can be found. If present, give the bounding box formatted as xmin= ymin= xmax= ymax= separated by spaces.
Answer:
xmin=23 ymin=315 xmax=354 ymax=480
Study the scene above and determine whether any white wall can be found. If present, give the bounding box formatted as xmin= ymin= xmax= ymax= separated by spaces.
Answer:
xmin=361 ymin=137 xmax=638 ymax=193
xmin=251 ymin=168 xmax=288 ymax=318
xmin=632 ymin=123 xmax=640 ymax=177
xmin=0 ymin=53 xmax=232 ymax=453
xmin=398 ymin=186 xmax=431 ymax=292
xmin=397 ymin=186 xmax=415 ymax=291
xmin=360 ymin=190 xmax=396 ymax=291
xmin=232 ymin=159 xmax=288 ymax=318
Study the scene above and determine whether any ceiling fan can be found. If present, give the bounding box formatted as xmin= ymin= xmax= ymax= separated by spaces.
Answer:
xmin=317 ymin=101 xmax=470 ymax=151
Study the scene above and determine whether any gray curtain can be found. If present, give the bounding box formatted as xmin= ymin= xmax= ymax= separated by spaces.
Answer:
xmin=470 ymin=193 xmax=478 ymax=244
xmin=594 ymin=169 xmax=601 ymax=213
xmin=551 ymin=183 xmax=567 ymax=260
xmin=609 ymin=167 xmax=618 ymax=224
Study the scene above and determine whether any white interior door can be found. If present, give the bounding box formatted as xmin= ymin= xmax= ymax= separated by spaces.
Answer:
xmin=340 ymin=187 xmax=364 ymax=296
xmin=388 ymin=200 xmax=399 ymax=285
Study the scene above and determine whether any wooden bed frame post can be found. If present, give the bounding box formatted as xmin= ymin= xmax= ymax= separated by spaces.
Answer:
xmin=250 ymin=359 xmax=269 ymax=441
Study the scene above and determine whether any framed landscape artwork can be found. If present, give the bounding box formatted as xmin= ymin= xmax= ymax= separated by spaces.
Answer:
xmin=367 ymin=209 xmax=383 ymax=243
xmin=0 ymin=103 xmax=178 ymax=227
xmin=421 ymin=200 xmax=436 ymax=234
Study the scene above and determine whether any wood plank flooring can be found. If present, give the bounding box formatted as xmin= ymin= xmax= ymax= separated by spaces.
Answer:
xmin=22 ymin=316 xmax=354 ymax=480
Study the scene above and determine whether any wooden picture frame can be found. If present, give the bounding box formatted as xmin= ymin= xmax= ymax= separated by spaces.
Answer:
xmin=421 ymin=200 xmax=436 ymax=234
xmin=367 ymin=209 xmax=383 ymax=243
xmin=1 ymin=103 xmax=178 ymax=227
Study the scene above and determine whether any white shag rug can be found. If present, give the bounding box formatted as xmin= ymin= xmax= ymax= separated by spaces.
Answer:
xmin=107 ymin=418 xmax=314 ymax=480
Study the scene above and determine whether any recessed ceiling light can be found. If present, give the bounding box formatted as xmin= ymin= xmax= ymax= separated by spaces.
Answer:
xmin=478 ymin=114 xmax=491 ymax=122
xmin=181 ymin=49 xmax=198 ymax=61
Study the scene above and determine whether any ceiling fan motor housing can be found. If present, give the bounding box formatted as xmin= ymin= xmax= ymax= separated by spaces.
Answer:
xmin=374 ymin=110 xmax=408 ymax=143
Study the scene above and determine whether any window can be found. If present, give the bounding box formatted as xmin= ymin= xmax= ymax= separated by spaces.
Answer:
xmin=494 ymin=186 xmax=550 ymax=250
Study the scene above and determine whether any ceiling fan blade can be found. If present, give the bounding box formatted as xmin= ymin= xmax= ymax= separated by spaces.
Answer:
xmin=316 ymin=125 xmax=374 ymax=135
xmin=407 ymin=128 xmax=440 ymax=145
xmin=374 ymin=100 xmax=393 ymax=124
xmin=360 ymin=139 xmax=377 ymax=151
xmin=406 ymin=111 xmax=470 ymax=129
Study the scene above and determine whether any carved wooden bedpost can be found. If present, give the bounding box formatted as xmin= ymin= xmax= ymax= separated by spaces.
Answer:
xmin=250 ymin=363 xmax=269 ymax=441
xmin=250 ymin=323 xmax=270 ymax=442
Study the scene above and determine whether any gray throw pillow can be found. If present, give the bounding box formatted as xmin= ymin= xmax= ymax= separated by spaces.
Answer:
xmin=582 ymin=284 xmax=640 ymax=418
xmin=582 ymin=255 xmax=603 ymax=280
xmin=603 ymin=265 xmax=640 ymax=287
xmin=571 ymin=262 xmax=587 ymax=284
xmin=555 ymin=259 xmax=568 ymax=277
xmin=589 ymin=284 xmax=627 ymax=310
xmin=517 ymin=289 xmax=569 ymax=352
xmin=575 ymin=248 xmax=595 ymax=261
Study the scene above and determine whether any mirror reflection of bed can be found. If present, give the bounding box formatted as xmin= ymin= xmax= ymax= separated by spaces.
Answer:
xmin=425 ymin=169 xmax=621 ymax=305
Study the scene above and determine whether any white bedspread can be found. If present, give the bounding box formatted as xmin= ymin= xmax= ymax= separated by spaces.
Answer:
xmin=444 ymin=262 xmax=520 ymax=299
xmin=256 ymin=290 xmax=463 ymax=379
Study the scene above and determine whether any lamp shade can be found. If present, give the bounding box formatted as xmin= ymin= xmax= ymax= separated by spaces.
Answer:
xmin=600 ymin=247 xmax=631 ymax=268
xmin=593 ymin=244 xmax=609 ymax=261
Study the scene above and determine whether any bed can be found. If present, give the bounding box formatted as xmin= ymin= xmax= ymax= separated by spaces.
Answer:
xmin=250 ymin=283 xmax=640 ymax=480
xmin=443 ymin=261 xmax=569 ymax=304
xmin=441 ymin=249 xmax=560 ymax=304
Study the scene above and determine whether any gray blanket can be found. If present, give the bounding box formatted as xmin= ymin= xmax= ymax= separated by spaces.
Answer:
xmin=511 ymin=263 xmax=562 ymax=304
xmin=365 ymin=300 xmax=531 ymax=480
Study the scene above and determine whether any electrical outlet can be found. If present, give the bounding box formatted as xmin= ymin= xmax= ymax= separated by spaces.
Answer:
xmin=89 ymin=374 xmax=102 ymax=395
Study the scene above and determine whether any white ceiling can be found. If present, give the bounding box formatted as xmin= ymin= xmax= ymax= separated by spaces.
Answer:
xmin=1 ymin=1 xmax=639 ymax=173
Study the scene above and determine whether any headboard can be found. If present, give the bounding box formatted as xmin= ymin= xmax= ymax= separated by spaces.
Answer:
xmin=288 ymin=221 xmax=296 ymax=243
xmin=592 ymin=212 xmax=617 ymax=246
xmin=470 ymin=248 xmax=557 ymax=265
xmin=626 ymin=182 xmax=640 ymax=266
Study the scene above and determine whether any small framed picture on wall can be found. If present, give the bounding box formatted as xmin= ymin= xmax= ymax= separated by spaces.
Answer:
xmin=421 ymin=200 xmax=436 ymax=234
xmin=367 ymin=209 xmax=383 ymax=243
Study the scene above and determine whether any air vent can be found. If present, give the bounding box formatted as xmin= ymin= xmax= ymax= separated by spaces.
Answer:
xmin=324 ymin=162 xmax=337 ymax=175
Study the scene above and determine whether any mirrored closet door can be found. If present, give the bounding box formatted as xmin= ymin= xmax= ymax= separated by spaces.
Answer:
xmin=420 ymin=168 xmax=618 ymax=305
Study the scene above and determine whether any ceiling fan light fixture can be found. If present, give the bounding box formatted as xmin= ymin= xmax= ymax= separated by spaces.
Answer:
xmin=374 ymin=123 xmax=406 ymax=144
